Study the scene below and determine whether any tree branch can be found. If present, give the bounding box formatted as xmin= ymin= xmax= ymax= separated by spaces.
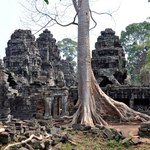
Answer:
xmin=89 ymin=2 xmax=122 ymax=31
xmin=34 ymin=0 xmax=78 ymax=34
xmin=90 ymin=10 xmax=116 ymax=31
xmin=34 ymin=20 xmax=55 ymax=35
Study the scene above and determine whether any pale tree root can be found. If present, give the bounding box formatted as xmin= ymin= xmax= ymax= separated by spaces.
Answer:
xmin=111 ymin=99 xmax=150 ymax=122
xmin=92 ymin=71 xmax=150 ymax=124
xmin=71 ymin=70 xmax=150 ymax=127
xmin=71 ymin=92 xmax=108 ymax=127
xmin=4 ymin=134 xmax=47 ymax=150
xmin=4 ymin=133 xmax=77 ymax=150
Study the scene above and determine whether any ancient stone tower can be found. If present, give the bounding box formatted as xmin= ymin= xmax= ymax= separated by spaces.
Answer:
xmin=91 ymin=28 xmax=150 ymax=114
xmin=92 ymin=28 xmax=128 ymax=87
xmin=3 ymin=29 xmax=42 ymax=83
xmin=36 ymin=29 xmax=60 ymax=67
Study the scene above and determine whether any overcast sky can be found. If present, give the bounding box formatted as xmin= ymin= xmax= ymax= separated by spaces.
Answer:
xmin=0 ymin=0 xmax=150 ymax=58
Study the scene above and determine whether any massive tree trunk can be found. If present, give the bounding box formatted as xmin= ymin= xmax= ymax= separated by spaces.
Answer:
xmin=71 ymin=0 xmax=150 ymax=127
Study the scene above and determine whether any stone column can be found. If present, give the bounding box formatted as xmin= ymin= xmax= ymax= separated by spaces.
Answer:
xmin=44 ymin=96 xmax=54 ymax=119
xmin=52 ymin=97 xmax=58 ymax=118
xmin=61 ymin=90 xmax=69 ymax=115
xmin=129 ymin=99 xmax=134 ymax=108
xmin=129 ymin=94 xmax=134 ymax=109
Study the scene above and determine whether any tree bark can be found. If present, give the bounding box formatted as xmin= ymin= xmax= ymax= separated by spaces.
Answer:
xmin=72 ymin=0 xmax=150 ymax=127
xmin=73 ymin=0 xmax=95 ymax=127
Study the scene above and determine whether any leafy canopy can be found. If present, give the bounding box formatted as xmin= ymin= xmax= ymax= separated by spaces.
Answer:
xmin=57 ymin=38 xmax=77 ymax=71
xmin=57 ymin=38 xmax=77 ymax=61
xmin=120 ymin=21 xmax=150 ymax=84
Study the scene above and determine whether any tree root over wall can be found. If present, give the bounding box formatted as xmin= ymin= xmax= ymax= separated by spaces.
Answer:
xmin=71 ymin=71 xmax=150 ymax=127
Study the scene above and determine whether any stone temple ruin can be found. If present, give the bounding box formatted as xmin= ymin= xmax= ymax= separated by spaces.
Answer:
xmin=0 ymin=29 xmax=75 ymax=119
xmin=1 ymin=28 xmax=150 ymax=120
xmin=92 ymin=28 xmax=150 ymax=115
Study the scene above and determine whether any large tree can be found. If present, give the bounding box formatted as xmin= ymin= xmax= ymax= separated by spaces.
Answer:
xmin=120 ymin=21 xmax=150 ymax=84
xmin=139 ymin=33 xmax=150 ymax=85
xmin=39 ymin=0 xmax=150 ymax=126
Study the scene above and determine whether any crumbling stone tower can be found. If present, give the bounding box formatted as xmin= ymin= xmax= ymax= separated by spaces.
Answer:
xmin=37 ymin=29 xmax=60 ymax=62
xmin=36 ymin=29 xmax=61 ymax=67
xmin=92 ymin=28 xmax=128 ymax=87
xmin=3 ymin=29 xmax=42 ymax=83
xmin=91 ymin=29 xmax=150 ymax=114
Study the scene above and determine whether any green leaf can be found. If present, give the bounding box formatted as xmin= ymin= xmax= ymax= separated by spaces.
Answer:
xmin=44 ymin=0 xmax=49 ymax=4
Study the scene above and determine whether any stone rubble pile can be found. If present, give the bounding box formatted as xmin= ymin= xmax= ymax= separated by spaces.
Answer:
xmin=0 ymin=119 xmax=70 ymax=150
xmin=138 ymin=121 xmax=150 ymax=137
xmin=0 ymin=120 xmax=143 ymax=150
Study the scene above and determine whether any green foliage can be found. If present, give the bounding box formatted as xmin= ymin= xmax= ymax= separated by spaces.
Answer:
xmin=146 ymin=49 xmax=150 ymax=62
xmin=57 ymin=38 xmax=77 ymax=70
xmin=120 ymin=21 xmax=150 ymax=84
xmin=60 ymin=143 xmax=72 ymax=150
xmin=106 ymin=139 xmax=124 ymax=149
xmin=57 ymin=38 xmax=77 ymax=61
xmin=44 ymin=0 xmax=49 ymax=4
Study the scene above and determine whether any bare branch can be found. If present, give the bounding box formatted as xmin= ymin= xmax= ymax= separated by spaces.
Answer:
xmin=91 ymin=10 xmax=113 ymax=17
xmin=89 ymin=9 xmax=97 ymax=30
xmin=34 ymin=0 xmax=78 ymax=28
xmin=90 ymin=10 xmax=113 ymax=30
xmin=19 ymin=0 xmax=38 ymax=14
xmin=89 ymin=2 xmax=121 ymax=31
xmin=33 ymin=20 xmax=55 ymax=35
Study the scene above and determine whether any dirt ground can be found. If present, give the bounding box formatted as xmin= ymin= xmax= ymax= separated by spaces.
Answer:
xmin=109 ymin=122 xmax=150 ymax=145
xmin=109 ymin=123 xmax=140 ymax=137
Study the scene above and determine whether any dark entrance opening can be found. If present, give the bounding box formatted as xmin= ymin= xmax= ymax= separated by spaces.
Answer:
xmin=134 ymin=99 xmax=149 ymax=112
xmin=134 ymin=99 xmax=149 ymax=106
xmin=99 ymin=77 xmax=113 ymax=87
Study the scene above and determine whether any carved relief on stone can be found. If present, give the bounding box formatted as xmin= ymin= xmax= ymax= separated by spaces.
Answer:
xmin=54 ymin=63 xmax=66 ymax=88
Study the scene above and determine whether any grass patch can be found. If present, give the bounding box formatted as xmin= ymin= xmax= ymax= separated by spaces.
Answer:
xmin=106 ymin=139 xmax=123 ymax=150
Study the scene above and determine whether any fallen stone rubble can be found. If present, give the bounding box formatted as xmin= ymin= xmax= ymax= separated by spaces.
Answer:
xmin=138 ymin=121 xmax=150 ymax=137
xmin=0 ymin=119 xmax=143 ymax=150
xmin=0 ymin=119 xmax=71 ymax=150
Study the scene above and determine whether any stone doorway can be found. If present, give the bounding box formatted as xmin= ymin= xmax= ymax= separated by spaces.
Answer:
xmin=51 ymin=96 xmax=63 ymax=118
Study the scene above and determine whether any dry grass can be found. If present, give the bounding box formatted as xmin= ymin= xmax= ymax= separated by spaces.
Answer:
xmin=55 ymin=129 xmax=150 ymax=150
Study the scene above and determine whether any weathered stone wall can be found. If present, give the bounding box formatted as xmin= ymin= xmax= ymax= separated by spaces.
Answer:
xmin=102 ymin=86 xmax=150 ymax=114
xmin=2 ymin=28 xmax=150 ymax=119
xmin=0 ymin=29 xmax=73 ymax=119
xmin=60 ymin=59 xmax=76 ymax=87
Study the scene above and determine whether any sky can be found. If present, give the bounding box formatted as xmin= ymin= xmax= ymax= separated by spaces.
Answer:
xmin=0 ymin=0 xmax=150 ymax=58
